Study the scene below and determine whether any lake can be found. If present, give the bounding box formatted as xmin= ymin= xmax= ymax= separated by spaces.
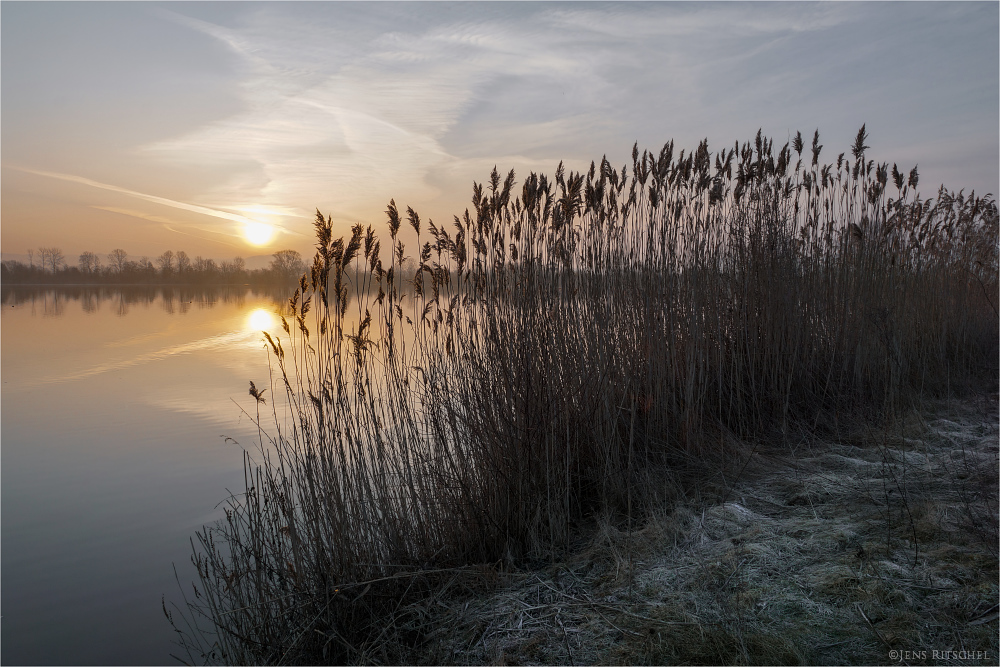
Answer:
xmin=1 ymin=285 xmax=296 ymax=665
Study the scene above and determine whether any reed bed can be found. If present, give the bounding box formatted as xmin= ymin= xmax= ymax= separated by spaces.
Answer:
xmin=166 ymin=127 xmax=998 ymax=665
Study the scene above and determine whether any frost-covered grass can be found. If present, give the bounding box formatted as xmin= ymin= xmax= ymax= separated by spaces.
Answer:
xmin=423 ymin=395 xmax=998 ymax=665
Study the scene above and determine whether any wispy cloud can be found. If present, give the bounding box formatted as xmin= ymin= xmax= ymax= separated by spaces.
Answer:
xmin=144 ymin=5 xmax=630 ymax=225
xmin=144 ymin=4 xmax=862 ymax=225
xmin=14 ymin=166 xmax=302 ymax=243
xmin=142 ymin=14 xmax=470 ymax=223
xmin=18 ymin=166 xmax=259 ymax=224
xmin=91 ymin=206 xmax=247 ymax=248
xmin=139 ymin=1 xmax=998 ymax=236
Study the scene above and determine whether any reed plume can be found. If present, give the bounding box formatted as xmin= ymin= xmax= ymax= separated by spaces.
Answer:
xmin=168 ymin=128 xmax=998 ymax=665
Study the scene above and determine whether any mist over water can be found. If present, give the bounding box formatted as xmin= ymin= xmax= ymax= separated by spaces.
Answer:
xmin=1 ymin=286 xmax=294 ymax=665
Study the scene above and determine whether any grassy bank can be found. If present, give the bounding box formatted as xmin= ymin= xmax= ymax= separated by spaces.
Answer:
xmin=166 ymin=128 xmax=997 ymax=665
xmin=420 ymin=395 xmax=998 ymax=665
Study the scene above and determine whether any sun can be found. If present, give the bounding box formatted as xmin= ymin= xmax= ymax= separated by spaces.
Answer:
xmin=243 ymin=221 xmax=276 ymax=246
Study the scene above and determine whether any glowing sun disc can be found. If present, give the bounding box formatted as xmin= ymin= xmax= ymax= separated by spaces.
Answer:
xmin=244 ymin=221 xmax=275 ymax=246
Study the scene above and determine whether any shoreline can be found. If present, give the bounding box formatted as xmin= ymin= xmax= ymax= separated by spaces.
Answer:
xmin=410 ymin=393 xmax=999 ymax=664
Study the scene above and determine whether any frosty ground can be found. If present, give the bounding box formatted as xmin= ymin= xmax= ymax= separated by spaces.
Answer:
xmin=414 ymin=394 xmax=999 ymax=666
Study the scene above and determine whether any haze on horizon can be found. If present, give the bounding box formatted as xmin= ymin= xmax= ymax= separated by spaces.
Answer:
xmin=2 ymin=1 xmax=997 ymax=263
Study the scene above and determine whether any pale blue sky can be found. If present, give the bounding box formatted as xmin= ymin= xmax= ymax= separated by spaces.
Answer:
xmin=3 ymin=2 xmax=997 ymax=260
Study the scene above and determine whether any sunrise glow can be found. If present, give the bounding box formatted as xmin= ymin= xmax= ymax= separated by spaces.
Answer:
xmin=2 ymin=4 xmax=995 ymax=265
xmin=2 ymin=4 xmax=997 ymax=665
xmin=243 ymin=221 xmax=276 ymax=247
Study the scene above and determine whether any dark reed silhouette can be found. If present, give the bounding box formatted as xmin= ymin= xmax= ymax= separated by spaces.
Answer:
xmin=165 ymin=128 xmax=998 ymax=664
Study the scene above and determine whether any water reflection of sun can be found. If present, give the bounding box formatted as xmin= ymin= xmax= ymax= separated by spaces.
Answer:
xmin=246 ymin=308 xmax=277 ymax=332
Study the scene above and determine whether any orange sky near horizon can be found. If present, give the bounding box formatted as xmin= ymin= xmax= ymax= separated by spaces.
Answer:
xmin=3 ymin=2 xmax=997 ymax=266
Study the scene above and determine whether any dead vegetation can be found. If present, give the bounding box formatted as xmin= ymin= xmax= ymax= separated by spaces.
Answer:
xmin=417 ymin=395 xmax=998 ymax=665
xmin=165 ymin=128 xmax=998 ymax=665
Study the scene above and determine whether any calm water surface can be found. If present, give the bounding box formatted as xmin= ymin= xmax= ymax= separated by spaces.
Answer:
xmin=2 ymin=286 xmax=295 ymax=665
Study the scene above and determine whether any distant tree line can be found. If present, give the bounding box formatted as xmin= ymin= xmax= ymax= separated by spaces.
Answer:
xmin=1 ymin=248 xmax=308 ymax=286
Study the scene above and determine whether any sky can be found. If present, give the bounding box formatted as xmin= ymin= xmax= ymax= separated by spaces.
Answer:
xmin=2 ymin=1 xmax=998 ymax=264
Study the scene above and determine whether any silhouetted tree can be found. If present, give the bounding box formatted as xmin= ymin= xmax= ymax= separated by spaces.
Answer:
xmin=4 ymin=244 xmax=307 ymax=287
xmin=220 ymin=256 xmax=246 ymax=282
xmin=192 ymin=257 xmax=218 ymax=282
xmin=156 ymin=250 xmax=175 ymax=277
xmin=38 ymin=247 xmax=65 ymax=273
xmin=270 ymin=249 xmax=305 ymax=282
xmin=108 ymin=249 xmax=129 ymax=274
xmin=137 ymin=257 xmax=156 ymax=281
xmin=79 ymin=251 xmax=101 ymax=274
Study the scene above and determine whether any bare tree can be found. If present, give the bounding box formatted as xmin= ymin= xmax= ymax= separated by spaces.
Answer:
xmin=175 ymin=250 xmax=191 ymax=274
xmin=38 ymin=247 xmax=65 ymax=273
xmin=156 ymin=250 xmax=175 ymax=276
xmin=193 ymin=256 xmax=217 ymax=275
xmin=78 ymin=251 xmax=101 ymax=274
xmin=108 ymin=248 xmax=129 ymax=274
xmin=270 ymin=249 xmax=305 ymax=282
xmin=138 ymin=256 xmax=155 ymax=275
xmin=220 ymin=256 xmax=246 ymax=280
xmin=27 ymin=249 xmax=34 ymax=269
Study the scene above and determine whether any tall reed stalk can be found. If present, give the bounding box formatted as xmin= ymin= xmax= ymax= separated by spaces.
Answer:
xmin=167 ymin=127 xmax=998 ymax=664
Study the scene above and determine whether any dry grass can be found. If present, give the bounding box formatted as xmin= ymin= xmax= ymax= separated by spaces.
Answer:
xmin=165 ymin=127 xmax=998 ymax=665
xmin=418 ymin=395 xmax=998 ymax=665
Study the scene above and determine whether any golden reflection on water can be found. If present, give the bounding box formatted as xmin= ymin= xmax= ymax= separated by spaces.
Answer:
xmin=1 ymin=287 xmax=288 ymax=389
xmin=246 ymin=307 xmax=278 ymax=333
xmin=0 ymin=286 xmax=292 ymax=664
